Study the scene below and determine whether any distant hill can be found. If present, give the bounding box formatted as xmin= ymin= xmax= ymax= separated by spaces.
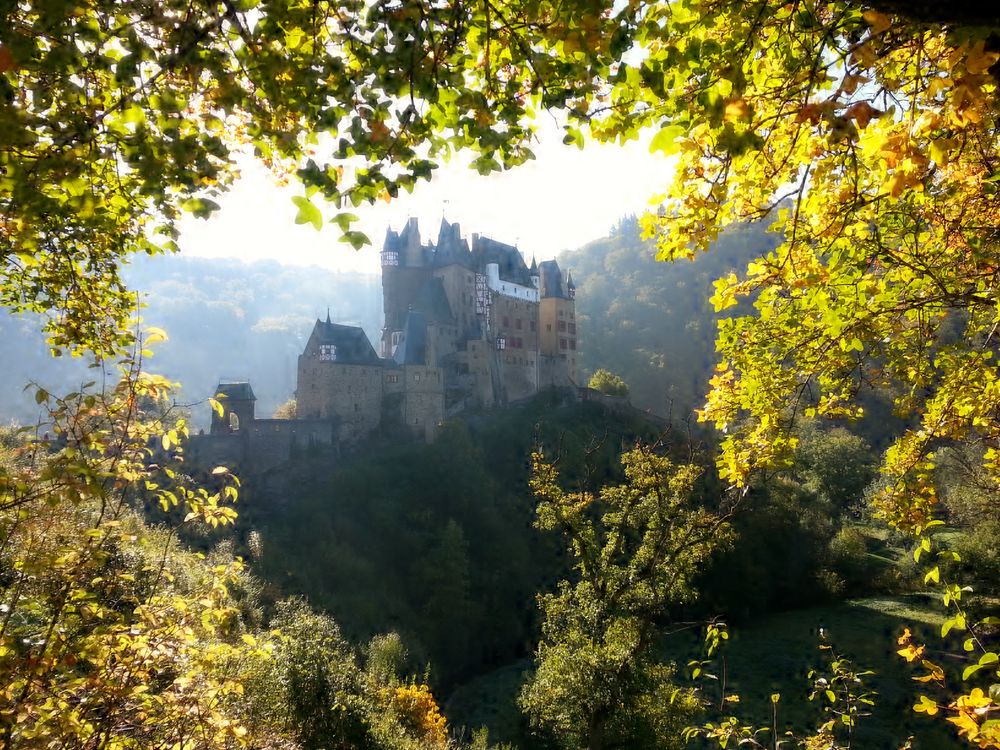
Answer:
xmin=560 ymin=215 xmax=781 ymax=421
xmin=0 ymin=254 xmax=382 ymax=426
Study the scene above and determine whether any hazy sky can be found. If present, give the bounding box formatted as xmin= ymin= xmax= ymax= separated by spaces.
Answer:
xmin=176 ymin=120 xmax=672 ymax=274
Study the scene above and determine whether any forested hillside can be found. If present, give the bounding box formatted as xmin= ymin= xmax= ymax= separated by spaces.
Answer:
xmin=562 ymin=216 xmax=779 ymax=420
xmin=0 ymin=255 xmax=381 ymax=425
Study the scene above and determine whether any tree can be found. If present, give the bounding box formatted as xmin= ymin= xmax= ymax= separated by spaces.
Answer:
xmin=587 ymin=368 xmax=630 ymax=397
xmin=567 ymin=2 xmax=1000 ymax=743
xmin=0 ymin=347 xmax=264 ymax=748
xmin=1 ymin=0 xmax=623 ymax=354
xmin=519 ymin=447 xmax=727 ymax=750
xmin=273 ymin=398 xmax=298 ymax=420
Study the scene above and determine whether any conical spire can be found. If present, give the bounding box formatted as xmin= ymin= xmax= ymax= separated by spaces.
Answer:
xmin=326 ymin=307 xmax=332 ymax=325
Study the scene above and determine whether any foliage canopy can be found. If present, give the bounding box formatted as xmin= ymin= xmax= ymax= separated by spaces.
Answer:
xmin=584 ymin=2 xmax=1000 ymax=745
xmin=1 ymin=0 xmax=620 ymax=352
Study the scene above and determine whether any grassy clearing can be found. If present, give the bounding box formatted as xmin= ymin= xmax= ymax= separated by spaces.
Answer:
xmin=677 ymin=597 xmax=957 ymax=749
xmin=446 ymin=597 xmax=962 ymax=749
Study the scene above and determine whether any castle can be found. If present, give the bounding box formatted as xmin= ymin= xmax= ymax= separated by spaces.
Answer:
xmin=195 ymin=218 xmax=579 ymax=467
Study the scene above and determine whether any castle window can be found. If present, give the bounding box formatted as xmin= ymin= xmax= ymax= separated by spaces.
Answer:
xmin=570 ymin=340 xmax=576 ymax=350
xmin=381 ymin=250 xmax=399 ymax=266
xmin=569 ymin=323 xmax=576 ymax=334
xmin=503 ymin=316 xmax=510 ymax=327
xmin=319 ymin=344 xmax=337 ymax=361
xmin=414 ymin=373 xmax=421 ymax=382
xmin=558 ymin=309 xmax=564 ymax=317
xmin=515 ymin=318 xmax=522 ymax=330
xmin=229 ymin=412 xmax=240 ymax=432
xmin=496 ymin=335 xmax=506 ymax=350
xmin=386 ymin=374 xmax=400 ymax=384
xmin=530 ymin=321 xmax=536 ymax=332
xmin=558 ymin=320 xmax=566 ymax=332
xmin=560 ymin=338 xmax=567 ymax=349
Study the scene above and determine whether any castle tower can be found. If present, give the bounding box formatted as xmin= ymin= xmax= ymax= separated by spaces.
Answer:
xmin=380 ymin=219 xmax=432 ymax=358
xmin=537 ymin=261 xmax=578 ymax=385
xmin=432 ymin=218 xmax=476 ymax=338
xmin=210 ymin=381 xmax=256 ymax=434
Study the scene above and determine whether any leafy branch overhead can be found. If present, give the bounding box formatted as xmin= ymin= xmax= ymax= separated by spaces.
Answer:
xmin=1 ymin=0 xmax=623 ymax=353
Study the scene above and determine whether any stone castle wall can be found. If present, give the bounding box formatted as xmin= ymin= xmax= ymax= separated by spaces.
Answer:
xmin=296 ymin=359 xmax=383 ymax=443
xmin=189 ymin=418 xmax=336 ymax=474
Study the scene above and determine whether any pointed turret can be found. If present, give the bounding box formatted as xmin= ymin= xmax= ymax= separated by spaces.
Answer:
xmin=434 ymin=217 xmax=471 ymax=267
xmin=381 ymin=227 xmax=401 ymax=266
xmin=400 ymin=217 xmax=423 ymax=266
xmin=567 ymin=272 xmax=576 ymax=300
xmin=530 ymin=256 xmax=540 ymax=288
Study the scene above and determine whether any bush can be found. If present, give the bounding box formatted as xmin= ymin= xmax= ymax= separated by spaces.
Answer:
xmin=587 ymin=368 xmax=629 ymax=397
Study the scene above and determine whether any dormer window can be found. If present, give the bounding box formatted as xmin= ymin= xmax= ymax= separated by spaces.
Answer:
xmin=319 ymin=344 xmax=337 ymax=361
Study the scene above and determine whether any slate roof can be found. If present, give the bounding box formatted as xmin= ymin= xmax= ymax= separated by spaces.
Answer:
xmin=310 ymin=320 xmax=381 ymax=364
xmin=433 ymin=219 xmax=472 ymax=268
xmin=384 ymin=218 xmax=431 ymax=266
xmin=472 ymin=236 xmax=533 ymax=286
xmin=412 ymin=277 xmax=455 ymax=324
xmin=215 ymin=381 xmax=256 ymax=401
xmin=393 ymin=311 xmax=429 ymax=365
xmin=383 ymin=227 xmax=402 ymax=252
xmin=538 ymin=260 xmax=567 ymax=298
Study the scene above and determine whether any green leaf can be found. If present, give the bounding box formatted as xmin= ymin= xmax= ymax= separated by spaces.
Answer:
xmin=181 ymin=197 xmax=221 ymax=219
xmin=292 ymin=196 xmax=323 ymax=230
xmin=333 ymin=212 xmax=359 ymax=232
xmin=339 ymin=230 xmax=370 ymax=250
xmin=649 ymin=124 xmax=686 ymax=155
xmin=963 ymin=663 xmax=983 ymax=681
